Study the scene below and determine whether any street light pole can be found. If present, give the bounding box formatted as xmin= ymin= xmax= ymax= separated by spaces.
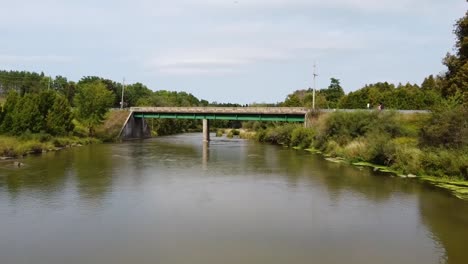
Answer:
xmin=313 ymin=63 xmax=318 ymax=109
xmin=121 ymin=78 xmax=125 ymax=109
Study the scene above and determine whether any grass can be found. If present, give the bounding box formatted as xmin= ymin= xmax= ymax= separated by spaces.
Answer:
xmin=420 ymin=176 xmax=468 ymax=200
xmin=95 ymin=110 xmax=131 ymax=142
xmin=0 ymin=135 xmax=99 ymax=158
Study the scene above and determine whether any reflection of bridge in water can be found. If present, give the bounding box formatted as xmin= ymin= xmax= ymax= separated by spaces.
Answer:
xmin=120 ymin=107 xmax=310 ymax=141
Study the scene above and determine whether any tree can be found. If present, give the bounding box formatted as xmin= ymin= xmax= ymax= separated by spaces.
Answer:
xmin=53 ymin=76 xmax=76 ymax=104
xmin=46 ymin=94 xmax=74 ymax=135
xmin=420 ymin=101 xmax=468 ymax=148
xmin=37 ymin=90 xmax=57 ymax=131
xmin=441 ymin=11 xmax=468 ymax=105
xmin=321 ymin=78 xmax=345 ymax=108
xmin=11 ymin=94 xmax=43 ymax=135
xmin=124 ymin=82 xmax=152 ymax=107
xmin=74 ymin=80 xmax=114 ymax=136
xmin=0 ymin=91 xmax=19 ymax=133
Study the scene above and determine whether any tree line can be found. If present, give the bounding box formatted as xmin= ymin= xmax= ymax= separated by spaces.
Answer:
xmin=283 ymin=12 xmax=467 ymax=110
xmin=0 ymin=74 xmax=211 ymax=137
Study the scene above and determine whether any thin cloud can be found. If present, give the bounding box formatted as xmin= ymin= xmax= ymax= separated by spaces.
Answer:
xmin=0 ymin=55 xmax=74 ymax=64
xmin=147 ymin=47 xmax=291 ymax=75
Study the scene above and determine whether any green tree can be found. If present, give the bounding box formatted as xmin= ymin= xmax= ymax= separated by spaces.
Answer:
xmin=442 ymin=11 xmax=468 ymax=104
xmin=37 ymin=90 xmax=57 ymax=131
xmin=321 ymin=78 xmax=345 ymax=108
xmin=0 ymin=91 xmax=20 ymax=133
xmin=11 ymin=94 xmax=43 ymax=135
xmin=123 ymin=82 xmax=152 ymax=107
xmin=420 ymin=101 xmax=468 ymax=148
xmin=46 ymin=94 xmax=74 ymax=135
xmin=74 ymin=81 xmax=114 ymax=136
xmin=53 ymin=76 xmax=76 ymax=104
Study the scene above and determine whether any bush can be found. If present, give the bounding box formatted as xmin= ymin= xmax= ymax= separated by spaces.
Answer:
xmin=421 ymin=148 xmax=468 ymax=179
xmin=420 ymin=104 xmax=467 ymax=148
xmin=216 ymin=129 xmax=224 ymax=137
xmin=364 ymin=132 xmax=393 ymax=165
xmin=342 ymin=139 xmax=371 ymax=161
xmin=325 ymin=140 xmax=344 ymax=157
xmin=52 ymin=137 xmax=72 ymax=148
xmin=390 ymin=141 xmax=423 ymax=174
xmin=261 ymin=124 xmax=296 ymax=146
xmin=290 ymin=127 xmax=315 ymax=149
xmin=256 ymin=129 xmax=267 ymax=142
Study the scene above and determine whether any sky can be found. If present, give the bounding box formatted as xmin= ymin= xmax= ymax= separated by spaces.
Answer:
xmin=0 ymin=0 xmax=466 ymax=104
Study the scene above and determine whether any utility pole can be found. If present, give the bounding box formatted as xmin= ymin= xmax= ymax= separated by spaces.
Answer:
xmin=121 ymin=78 xmax=125 ymax=109
xmin=313 ymin=63 xmax=318 ymax=109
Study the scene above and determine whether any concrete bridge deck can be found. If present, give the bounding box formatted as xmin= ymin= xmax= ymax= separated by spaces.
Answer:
xmin=130 ymin=107 xmax=310 ymax=115
xmin=121 ymin=107 xmax=311 ymax=141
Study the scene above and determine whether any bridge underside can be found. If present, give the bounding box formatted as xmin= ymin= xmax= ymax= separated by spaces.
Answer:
xmin=133 ymin=113 xmax=305 ymax=122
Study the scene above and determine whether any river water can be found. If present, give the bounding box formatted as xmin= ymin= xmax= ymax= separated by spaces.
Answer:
xmin=0 ymin=133 xmax=467 ymax=264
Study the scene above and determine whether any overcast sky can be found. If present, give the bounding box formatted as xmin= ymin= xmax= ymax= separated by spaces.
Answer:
xmin=1 ymin=0 xmax=466 ymax=103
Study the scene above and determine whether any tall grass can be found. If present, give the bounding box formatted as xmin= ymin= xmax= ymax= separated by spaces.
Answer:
xmin=251 ymin=110 xmax=468 ymax=180
xmin=0 ymin=135 xmax=99 ymax=158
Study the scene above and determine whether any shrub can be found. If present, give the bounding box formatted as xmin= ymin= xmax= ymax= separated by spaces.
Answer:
xmin=364 ymin=132 xmax=393 ymax=165
xmin=239 ymin=131 xmax=256 ymax=139
xmin=215 ymin=129 xmax=224 ymax=137
xmin=391 ymin=144 xmax=423 ymax=174
xmin=325 ymin=140 xmax=344 ymax=157
xmin=342 ymin=139 xmax=371 ymax=161
xmin=262 ymin=124 xmax=296 ymax=146
xmin=421 ymin=148 xmax=468 ymax=179
xmin=420 ymin=104 xmax=468 ymax=148
xmin=290 ymin=127 xmax=315 ymax=149
xmin=52 ymin=137 xmax=72 ymax=148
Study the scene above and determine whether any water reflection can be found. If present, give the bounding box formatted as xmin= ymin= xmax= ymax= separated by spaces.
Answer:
xmin=202 ymin=141 xmax=209 ymax=170
xmin=72 ymin=145 xmax=114 ymax=203
xmin=418 ymin=188 xmax=468 ymax=263
xmin=0 ymin=134 xmax=467 ymax=264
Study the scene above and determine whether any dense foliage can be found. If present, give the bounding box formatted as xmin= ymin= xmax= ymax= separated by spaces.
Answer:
xmin=253 ymin=110 xmax=467 ymax=179
xmin=74 ymin=81 xmax=115 ymax=136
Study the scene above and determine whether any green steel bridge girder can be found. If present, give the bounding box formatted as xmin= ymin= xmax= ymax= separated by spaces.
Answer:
xmin=133 ymin=113 xmax=305 ymax=122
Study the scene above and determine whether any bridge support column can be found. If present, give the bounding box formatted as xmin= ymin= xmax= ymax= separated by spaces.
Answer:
xmin=203 ymin=119 xmax=210 ymax=142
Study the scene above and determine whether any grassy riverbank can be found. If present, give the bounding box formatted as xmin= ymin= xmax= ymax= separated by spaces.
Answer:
xmin=249 ymin=108 xmax=468 ymax=199
xmin=0 ymin=110 xmax=130 ymax=159
xmin=0 ymin=135 xmax=100 ymax=158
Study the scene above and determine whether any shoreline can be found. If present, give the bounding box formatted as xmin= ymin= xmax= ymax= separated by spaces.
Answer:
xmin=0 ymin=135 xmax=100 ymax=161
xmin=299 ymin=147 xmax=468 ymax=201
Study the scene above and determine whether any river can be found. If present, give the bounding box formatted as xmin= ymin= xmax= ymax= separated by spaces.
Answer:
xmin=0 ymin=133 xmax=467 ymax=264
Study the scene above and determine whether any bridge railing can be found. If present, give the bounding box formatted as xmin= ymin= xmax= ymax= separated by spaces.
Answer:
xmin=130 ymin=107 xmax=310 ymax=115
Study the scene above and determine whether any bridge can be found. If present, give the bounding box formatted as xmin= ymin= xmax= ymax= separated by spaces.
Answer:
xmin=119 ymin=107 xmax=310 ymax=141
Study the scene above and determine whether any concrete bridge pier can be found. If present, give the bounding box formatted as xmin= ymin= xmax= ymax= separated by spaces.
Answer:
xmin=203 ymin=119 xmax=210 ymax=142
xmin=120 ymin=113 xmax=151 ymax=140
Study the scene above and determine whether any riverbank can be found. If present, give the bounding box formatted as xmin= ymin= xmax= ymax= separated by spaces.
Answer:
xmin=0 ymin=135 xmax=100 ymax=159
xmin=0 ymin=110 xmax=129 ymax=159
xmin=243 ymin=109 xmax=468 ymax=200
xmin=295 ymin=139 xmax=468 ymax=200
